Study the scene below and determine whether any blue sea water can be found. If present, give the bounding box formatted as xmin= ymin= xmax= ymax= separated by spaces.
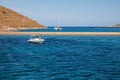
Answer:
xmin=19 ymin=27 xmax=120 ymax=32
xmin=0 ymin=35 xmax=120 ymax=80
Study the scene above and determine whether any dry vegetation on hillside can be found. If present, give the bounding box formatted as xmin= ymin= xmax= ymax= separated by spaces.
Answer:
xmin=0 ymin=6 xmax=45 ymax=31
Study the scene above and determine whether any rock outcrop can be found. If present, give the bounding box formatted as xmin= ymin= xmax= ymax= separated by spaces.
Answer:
xmin=0 ymin=6 xmax=45 ymax=31
xmin=114 ymin=24 xmax=120 ymax=27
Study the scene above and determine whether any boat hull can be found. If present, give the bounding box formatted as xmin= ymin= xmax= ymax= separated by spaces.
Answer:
xmin=28 ymin=38 xmax=45 ymax=44
xmin=54 ymin=27 xmax=62 ymax=30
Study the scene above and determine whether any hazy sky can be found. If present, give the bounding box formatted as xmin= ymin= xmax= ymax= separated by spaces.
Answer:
xmin=0 ymin=0 xmax=120 ymax=26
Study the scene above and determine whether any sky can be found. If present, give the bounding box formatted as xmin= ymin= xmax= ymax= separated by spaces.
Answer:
xmin=0 ymin=0 xmax=120 ymax=26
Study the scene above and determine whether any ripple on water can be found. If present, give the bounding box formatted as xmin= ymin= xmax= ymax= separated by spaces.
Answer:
xmin=0 ymin=35 xmax=120 ymax=80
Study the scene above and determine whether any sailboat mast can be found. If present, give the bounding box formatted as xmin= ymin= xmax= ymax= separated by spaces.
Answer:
xmin=91 ymin=17 xmax=94 ymax=27
xmin=57 ymin=19 xmax=60 ymax=27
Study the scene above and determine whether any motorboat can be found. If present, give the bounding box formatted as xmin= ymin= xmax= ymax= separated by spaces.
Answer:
xmin=28 ymin=35 xmax=45 ymax=44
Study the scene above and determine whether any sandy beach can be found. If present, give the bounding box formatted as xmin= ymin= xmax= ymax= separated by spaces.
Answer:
xmin=1 ymin=31 xmax=120 ymax=36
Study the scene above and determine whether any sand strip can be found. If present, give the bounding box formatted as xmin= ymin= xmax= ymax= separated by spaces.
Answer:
xmin=1 ymin=32 xmax=120 ymax=36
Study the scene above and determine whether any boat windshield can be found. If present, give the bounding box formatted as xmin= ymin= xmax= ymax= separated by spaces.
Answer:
xmin=30 ymin=35 xmax=41 ymax=39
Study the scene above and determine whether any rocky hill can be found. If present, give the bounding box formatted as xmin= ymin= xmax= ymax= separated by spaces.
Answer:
xmin=114 ymin=24 xmax=120 ymax=27
xmin=0 ymin=6 xmax=45 ymax=31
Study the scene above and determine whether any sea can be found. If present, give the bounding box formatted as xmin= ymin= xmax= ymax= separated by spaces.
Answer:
xmin=1 ymin=27 xmax=120 ymax=80
xmin=20 ymin=27 xmax=120 ymax=32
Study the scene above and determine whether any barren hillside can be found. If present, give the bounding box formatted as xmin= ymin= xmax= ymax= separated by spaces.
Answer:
xmin=114 ymin=24 xmax=120 ymax=27
xmin=0 ymin=6 xmax=45 ymax=31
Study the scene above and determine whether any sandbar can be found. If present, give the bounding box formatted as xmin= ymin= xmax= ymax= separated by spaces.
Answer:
xmin=0 ymin=32 xmax=120 ymax=36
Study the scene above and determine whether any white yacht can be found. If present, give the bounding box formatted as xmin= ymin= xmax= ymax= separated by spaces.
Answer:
xmin=54 ymin=19 xmax=62 ymax=30
xmin=28 ymin=35 xmax=45 ymax=44
xmin=54 ymin=26 xmax=62 ymax=30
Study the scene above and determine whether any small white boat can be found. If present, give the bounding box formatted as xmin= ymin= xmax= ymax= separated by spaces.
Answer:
xmin=28 ymin=35 xmax=45 ymax=44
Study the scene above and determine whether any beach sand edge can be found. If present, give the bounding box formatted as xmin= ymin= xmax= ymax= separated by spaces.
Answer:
xmin=1 ymin=32 xmax=120 ymax=36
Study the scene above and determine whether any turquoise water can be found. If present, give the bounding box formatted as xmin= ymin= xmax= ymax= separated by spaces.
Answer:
xmin=0 ymin=35 xmax=120 ymax=80
xmin=20 ymin=27 xmax=120 ymax=32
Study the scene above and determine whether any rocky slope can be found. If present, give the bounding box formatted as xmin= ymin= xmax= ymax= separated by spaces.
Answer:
xmin=114 ymin=24 xmax=120 ymax=27
xmin=0 ymin=6 xmax=45 ymax=31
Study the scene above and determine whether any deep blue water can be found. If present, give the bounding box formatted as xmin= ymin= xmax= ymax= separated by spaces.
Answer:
xmin=19 ymin=27 xmax=120 ymax=32
xmin=0 ymin=35 xmax=120 ymax=80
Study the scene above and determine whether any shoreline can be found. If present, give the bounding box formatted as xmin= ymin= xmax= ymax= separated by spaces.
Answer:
xmin=1 ymin=32 xmax=120 ymax=36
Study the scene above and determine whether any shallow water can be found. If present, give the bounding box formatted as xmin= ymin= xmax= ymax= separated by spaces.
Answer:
xmin=0 ymin=35 xmax=120 ymax=80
